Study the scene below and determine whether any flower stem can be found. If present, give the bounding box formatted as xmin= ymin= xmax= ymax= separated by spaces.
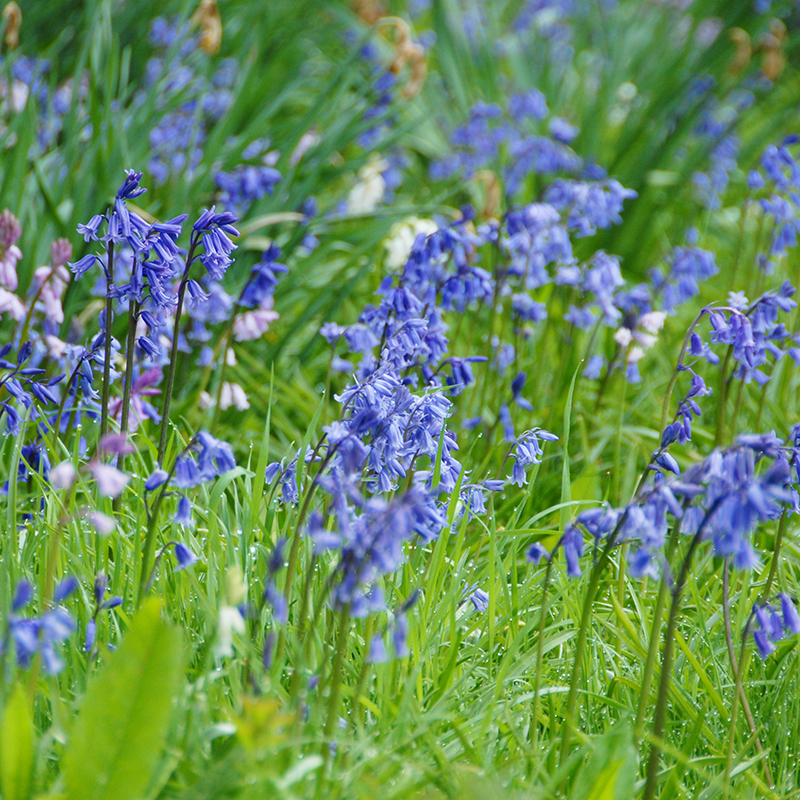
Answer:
xmin=559 ymin=537 xmax=617 ymax=761
xmin=99 ymin=241 xmax=116 ymax=438
xmin=531 ymin=557 xmax=554 ymax=748
xmin=660 ymin=310 xmax=708 ymax=433
xmin=714 ymin=346 xmax=734 ymax=447
xmin=324 ymin=608 xmax=351 ymax=738
xmin=136 ymin=478 xmax=176 ymax=607
xmin=157 ymin=238 xmax=198 ymax=464
xmin=642 ymin=501 xmax=721 ymax=800
xmin=634 ymin=528 xmax=679 ymax=742
xmin=115 ymin=300 xmax=140 ymax=499
xmin=722 ymin=558 xmax=774 ymax=790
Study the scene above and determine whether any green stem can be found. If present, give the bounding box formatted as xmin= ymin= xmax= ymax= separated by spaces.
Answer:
xmin=18 ymin=266 xmax=57 ymax=346
xmin=559 ymin=537 xmax=617 ymax=761
xmin=115 ymin=300 xmax=140 ymax=491
xmin=136 ymin=489 xmax=166 ymax=607
xmin=660 ymin=310 xmax=707 ymax=433
xmin=642 ymin=502 xmax=721 ymax=800
xmin=715 ymin=346 xmax=733 ymax=447
xmin=353 ymin=616 xmax=374 ymax=731
xmin=634 ymin=529 xmax=679 ymax=741
xmin=323 ymin=607 xmax=351 ymax=739
xmin=722 ymin=559 xmax=774 ymax=790
xmin=100 ymin=241 xmax=116 ymax=438
xmin=729 ymin=378 xmax=745 ymax=442
xmin=157 ymin=238 xmax=199 ymax=464
xmin=531 ymin=557 xmax=553 ymax=748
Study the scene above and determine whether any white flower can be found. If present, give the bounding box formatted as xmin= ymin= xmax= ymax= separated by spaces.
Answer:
xmin=215 ymin=605 xmax=246 ymax=658
xmin=89 ymin=463 xmax=130 ymax=498
xmin=384 ymin=218 xmax=438 ymax=270
xmin=50 ymin=462 xmax=77 ymax=490
xmin=44 ymin=335 xmax=68 ymax=359
xmin=220 ymin=382 xmax=250 ymax=411
xmin=634 ymin=332 xmax=658 ymax=351
xmin=0 ymin=245 xmax=22 ymax=290
xmin=639 ymin=311 xmax=667 ymax=335
xmin=233 ymin=298 xmax=279 ymax=342
xmin=346 ymin=157 xmax=387 ymax=215
xmin=0 ymin=288 xmax=25 ymax=320
xmin=728 ymin=291 xmax=749 ymax=310
xmin=89 ymin=511 xmax=116 ymax=536
xmin=225 ymin=347 xmax=237 ymax=366
xmin=289 ymin=129 xmax=320 ymax=166
xmin=199 ymin=391 xmax=214 ymax=410
xmin=613 ymin=327 xmax=633 ymax=348
xmin=627 ymin=346 xmax=645 ymax=364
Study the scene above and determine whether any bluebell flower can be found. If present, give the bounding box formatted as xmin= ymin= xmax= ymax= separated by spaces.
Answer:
xmin=12 ymin=580 xmax=33 ymax=611
xmin=511 ymin=371 xmax=534 ymax=411
xmin=583 ymin=354 xmax=605 ymax=380
xmin=174 ymin=542 xmax=198 ymax=570
xmin=562 ymin=525 xmax=584 ymax=578
xmin=464 ymin=584 xmax=489 ymax=612
xmin=368 ymin=633 xmax=389 ymax=663
xmin=264 ymin=582 xmax=288 ymax=625
xmin=393 ymin=613 xmax=409 ymax=658
xmin=192 ymin=207 xmax=239 ymax=282
xmin=54 ymin=576 xmax=78 ymax=602
xmin=145 ymin=469 xmax=169 ymax=491
xmin=174 ymin=495 xmax=193 ymax=526
xmin=526 ymin=543 xmax=550 ymax=564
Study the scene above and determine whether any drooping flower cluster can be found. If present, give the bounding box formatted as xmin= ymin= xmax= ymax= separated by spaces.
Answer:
xmin=562 ymin=434 xmax=794 ymax=581
xmin=751 ymin=593 xmax=800 ymax=658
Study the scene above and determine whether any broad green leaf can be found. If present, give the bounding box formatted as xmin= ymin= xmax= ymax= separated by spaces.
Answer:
xmin=0 ymin=684 xmax=35 ymax=800
xmin=575 ymin=721 xmax=637 ymax=800
xmin=63 ymin=599 xmax=182 ymax=800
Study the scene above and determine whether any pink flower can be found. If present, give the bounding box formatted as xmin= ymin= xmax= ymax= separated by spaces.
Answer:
xmin=233 ymin=298 xmax=279 ymax=342
xmin=0 ymin=288 xmax=25 ymax=320
xmin=0 ymin=245 xmax=22 ymax=290
xmin=89 ymin=463 xmax=130 ymax=498
xmin=108 ymin=368 xmax=162 ymax=433
xmin=50 ymin=462 xmax=77 ymax=490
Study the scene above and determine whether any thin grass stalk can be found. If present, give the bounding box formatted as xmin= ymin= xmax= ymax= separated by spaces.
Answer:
xmin=531 ymin=556 xmax=554 ymax=748
xmin=99 ymin=241 xmax=115 ymax=438
xmin=559 ymin=536 xmax=617 ymax=761
xmin=722 ymin=558 xmax=774 ymax=790
xmin=115 ymin=300 xmax=140 ymax=498
xmin=660 ymin=309 xmax=708 ymax=433
xmin=715 ymin=345 xmax=734 ymax=447
xmin=634 ymin=527 xmax=679 ymax=741
xmin=157 ymin=237 xmax=199 ymax=464
xmin=353 ymin=615 xmax=374 ymax=731
xmin=322 ymin=607 xmax=351 ymax=743
xmin=642 ymin=500 xmax=722 ymax=800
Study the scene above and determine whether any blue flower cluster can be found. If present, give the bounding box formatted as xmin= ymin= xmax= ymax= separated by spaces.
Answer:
xmin=140 ymin=18 xmax=238 ymax=185
xmin=4 ymin=579 xmax=77 ymax=675
xmin=559 ymin=433 xmax=795 ymax=582
xmin=752 ymin=593 xmax=800 ymax=658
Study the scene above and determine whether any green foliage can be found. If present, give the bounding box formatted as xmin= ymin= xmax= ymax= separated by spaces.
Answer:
xmin=0 ymin=685 xmax=35 ymax=800
xmin=63 ymin=599 xmax=182 ymax=800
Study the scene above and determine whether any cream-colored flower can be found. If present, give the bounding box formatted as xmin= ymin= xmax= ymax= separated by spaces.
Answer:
xmin=346 ymin=157 xmax=387 ymax=215
xmin=384 ymin=217 xmax=438 ymax=270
